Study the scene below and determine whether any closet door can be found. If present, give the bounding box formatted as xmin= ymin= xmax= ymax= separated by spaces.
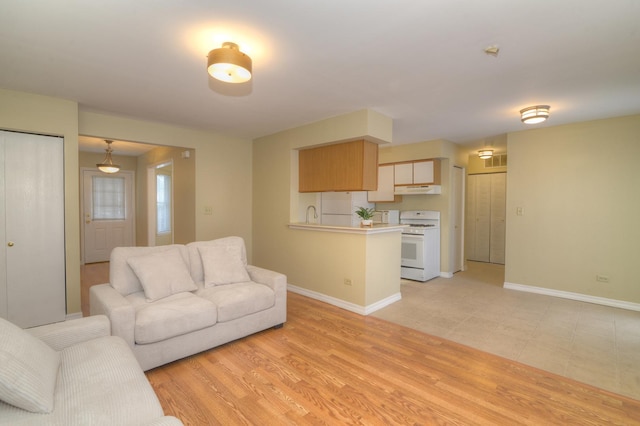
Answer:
xmin=489 ymin=173 xmax=507 ymax=264
xmin=466 ymin=173 xmax=506 ymax=264
xmin=469 ymin=174 xmax=491 ymax=262
xmin=1 ymin=131 xmax=66 ymax=328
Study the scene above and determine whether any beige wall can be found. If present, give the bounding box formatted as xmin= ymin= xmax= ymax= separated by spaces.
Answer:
xmin=252 ymin=110 xmax=400 ymax=307
xmin=78 ymin=111 xmax=253 ymax=259
xmin=0 ymin=88 xmax=253 ymax=317
xmin=0 ymin=88 xmax=81 ymax=315
xmin=505 ymin=114 xmax=640 ymax=303
xmin=376 ymin=139 xmax=467 ymax=275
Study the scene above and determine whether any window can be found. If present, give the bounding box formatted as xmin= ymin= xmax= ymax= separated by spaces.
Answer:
xmin=92 ymin=176 xmax=125 ymax=220
xmin=157 ymin=174 xmax=171 ymax=234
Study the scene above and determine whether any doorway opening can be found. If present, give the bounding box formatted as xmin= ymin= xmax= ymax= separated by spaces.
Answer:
xmin=148 ymin=161 xmax=174 ymax=246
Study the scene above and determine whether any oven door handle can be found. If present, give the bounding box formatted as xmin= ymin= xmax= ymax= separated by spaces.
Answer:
xmin=402 ymin=234 xmax=424 ymax=241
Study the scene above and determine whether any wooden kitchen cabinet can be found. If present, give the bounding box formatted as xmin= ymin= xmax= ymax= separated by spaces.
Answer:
xmin=393 ymin=159 xmax=441 ymax=186
xmin=299 ymin=140 xmax=378 ymax=192
xmin=368 ymin=164 xmax=401 ymax=202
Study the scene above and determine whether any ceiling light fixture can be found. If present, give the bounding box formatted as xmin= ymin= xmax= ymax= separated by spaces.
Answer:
xmin=478 ymin=149 xmax=494 ymax=159
xmin=520 ymin=105 xmax=550 ymax=124
xmin=96 ymin=140 xmax=120 ymax=174
xmin=207 ymin=42 xmax=252 ymax=83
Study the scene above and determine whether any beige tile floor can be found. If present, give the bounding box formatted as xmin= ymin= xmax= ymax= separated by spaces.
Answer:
xmin=372 ymin=261 xmax=640 ymax=401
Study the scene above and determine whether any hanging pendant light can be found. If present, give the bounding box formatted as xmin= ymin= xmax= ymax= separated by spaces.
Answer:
xmin=97 ymin=140 xmax=120 ymax=173
xmin=207 ymin=42 xmax=252 ymax=83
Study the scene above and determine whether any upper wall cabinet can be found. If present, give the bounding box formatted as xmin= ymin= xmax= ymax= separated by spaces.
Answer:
xmin=299 ymin=140 xmax=378 ymax=192
xmin=368 ymin=164 xmax=401 ymax=203
xmin=394 ymin=159 xmax=441 ymax=186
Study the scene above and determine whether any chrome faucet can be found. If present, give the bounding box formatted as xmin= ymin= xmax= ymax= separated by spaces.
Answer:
xmin=306 ymin=205 xmax=318 ymax=224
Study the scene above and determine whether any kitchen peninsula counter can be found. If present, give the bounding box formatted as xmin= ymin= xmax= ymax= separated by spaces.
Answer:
xmin=288 ymin=223 xmax=406 ymax=234
xmin=285 ymin=222 xmax=404 ymax=315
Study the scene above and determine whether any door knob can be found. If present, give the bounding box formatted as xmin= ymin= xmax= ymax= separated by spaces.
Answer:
xmin=7 ymin=241 xmax=14 ymax=247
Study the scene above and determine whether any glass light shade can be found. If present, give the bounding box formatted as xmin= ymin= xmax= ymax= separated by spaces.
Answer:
xmin=207 ymin=42 xmax=252 ymax=83
xmin=97 ymin=140 xmax=120 ymax=173
xmin=520 ymin=105 xmax=550 ymax=124
xmin=478 ymin=149 xmax=493 ymax=159
xmin=97 ymin=163 xmax=120 ymax=173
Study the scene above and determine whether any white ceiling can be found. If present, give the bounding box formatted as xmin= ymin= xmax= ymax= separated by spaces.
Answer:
xmin=2 ymin=1 xmax=639 ymax=153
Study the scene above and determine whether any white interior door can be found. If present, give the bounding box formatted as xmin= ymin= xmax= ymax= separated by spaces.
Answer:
xmin=472 ymin=174 xmax=492 ymax=262
xmin=490 ymin=173 xmax=507 ymax=264
xmin=82 ymin=169 xmax=134 ymax=263
xmin=466 ymin=172 xmax=507 ymax=265
xmin=1 ymin=131 xmax=66 ymax=327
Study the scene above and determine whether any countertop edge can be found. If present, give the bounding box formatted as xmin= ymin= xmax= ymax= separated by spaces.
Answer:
xmin=288 ymin=223 xmax=407 ymax=234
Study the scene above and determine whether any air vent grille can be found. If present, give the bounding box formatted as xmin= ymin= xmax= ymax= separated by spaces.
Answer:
xmin=484 ymin=154 xmax=507 ymax=168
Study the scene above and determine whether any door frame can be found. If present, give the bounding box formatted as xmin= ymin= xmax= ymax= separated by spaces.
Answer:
xmin=452 ymin=166 xmax=466 ymax=273
xmin=80 ymin=168 xmax=136 ymax=264
xmin=147 ymin=160 xmax=174 ymax=247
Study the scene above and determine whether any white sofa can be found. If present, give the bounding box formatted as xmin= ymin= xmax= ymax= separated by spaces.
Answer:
xmin=0 ymin=315 xmax=182 ymax=426
xmin=90 ymin=237 xmax=287 ymax=371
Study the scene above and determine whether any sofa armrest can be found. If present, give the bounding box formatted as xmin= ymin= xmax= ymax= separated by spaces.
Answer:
xmin=145 ymin=416 xmax=184 ymax=426
xmin=90 ymin=283 xmax=136 ymax=347
xmin=246 ymin=265 xmax=287 ymax=292
xmin=27 ymin=315 xmax=111 ymax=351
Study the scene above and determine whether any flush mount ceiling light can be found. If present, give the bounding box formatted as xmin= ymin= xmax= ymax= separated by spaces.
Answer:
xmin=520 ymin=105 xmax=550 ymax=124
xmin=96 ymin=140 xmax=120 ymax=174
xmin=478 ymin=149 xmax=494 ymax=159
xmin=207 ymin=42 xmax=252 ymax=83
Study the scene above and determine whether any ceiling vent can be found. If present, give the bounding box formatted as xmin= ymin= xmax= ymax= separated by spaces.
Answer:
xmin=484 ymin=154 xmax=507 ymax=168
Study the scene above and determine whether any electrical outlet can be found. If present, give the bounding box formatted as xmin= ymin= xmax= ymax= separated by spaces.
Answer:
xmin=596 ymin=275 xmax=609 ymax=283
xmin=344 ymin=278 xmax=352 ymax=286
xmin=204 ymin=206 xmax=213 ymax=215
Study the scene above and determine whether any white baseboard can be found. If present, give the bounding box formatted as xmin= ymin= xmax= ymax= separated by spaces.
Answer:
xmin=287 ymin=284 xmax=401 ymax=315
xmin=440 ymin=272 xmax=453 ymax=278
xmin=504 ymin=282 xmax=640 ymax=312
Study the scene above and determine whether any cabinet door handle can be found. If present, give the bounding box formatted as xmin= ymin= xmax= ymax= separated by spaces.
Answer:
xmin=7 ymin=241 xmax=14 ymax=247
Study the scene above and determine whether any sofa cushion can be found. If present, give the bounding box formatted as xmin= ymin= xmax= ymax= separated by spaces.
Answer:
xmin=197 ymin=282 xmax=275 ymax=323
xmin=134 ymin=293 xmax=218 ymax=344
xmin=111 ymin=245 xmax=190 ymax=297
xmin=198 ymin=244 xmax=251 ymax=287
xmin=127 ymin=247 xmax=197 ymax=302
xmin=186 ymin=237 xmax=247 ymax=284
xmin=0 ymin=317 xmax=60 ymax=413
xmin=57 ymin=336 xmax=164 ymax=424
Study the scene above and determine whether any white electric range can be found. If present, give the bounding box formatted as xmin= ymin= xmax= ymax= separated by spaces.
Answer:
xmin=399 ymin=210 xmax=441 ymax=281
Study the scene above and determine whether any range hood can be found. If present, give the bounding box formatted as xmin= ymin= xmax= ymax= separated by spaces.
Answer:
xmin=394 ymin=185 xmax=442 ymax=195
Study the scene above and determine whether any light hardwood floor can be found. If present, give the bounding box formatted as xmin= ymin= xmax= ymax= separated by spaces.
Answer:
xmin=81 ymin=263 xmax=640 ymax=424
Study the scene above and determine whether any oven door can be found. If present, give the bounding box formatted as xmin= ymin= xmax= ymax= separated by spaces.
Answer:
xmin=401 ymin=233 xmax=425 ymax=269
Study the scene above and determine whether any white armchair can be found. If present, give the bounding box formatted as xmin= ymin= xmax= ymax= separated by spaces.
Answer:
xmin=0 ymin=315 xmax=182 ymax=425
